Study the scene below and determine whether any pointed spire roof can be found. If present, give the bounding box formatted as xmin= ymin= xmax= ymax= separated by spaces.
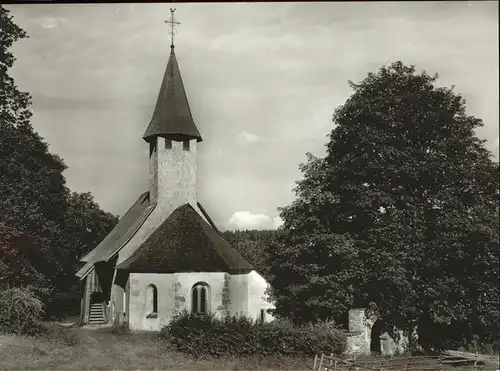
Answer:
xmin=143 ymin=46 xmax=202 ymax=142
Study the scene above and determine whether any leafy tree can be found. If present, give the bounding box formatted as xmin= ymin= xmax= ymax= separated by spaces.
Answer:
xmin=269 ymin=61 xmax=499 ymax=348
xmin=49 ymin=192 xmax=117 ymax=317
xmin=0 ymin=6 xmax=118 ymax=318
xmin=267 ymin=155 xmax=362 ymax=325
xmin=0 ymin=223 xmax=47 ymax=291
xmin=0 ymin=5 xmax=67 ymax=302
xmin=223 ymin=229 xmax=281 ymax=279
xmin=0 ymin=5 xmax=32 ymax=129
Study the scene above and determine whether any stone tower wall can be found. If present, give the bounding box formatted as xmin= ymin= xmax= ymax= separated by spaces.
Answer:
xmin=117 ymin=136 xmax=198 ymax=266
xmin=156 ymin=137 xmax=197 ymax=216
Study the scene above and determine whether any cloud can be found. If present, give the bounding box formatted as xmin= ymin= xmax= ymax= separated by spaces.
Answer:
xmin=41 ymin=17 xmax=58 ymax=29
xmin=237 ymin=131 xmax=260 ymax=143
xmin=40 ymin=16 xmax=72 ymax=31
xmin=272 ymin=216 xmax=284 ymax=229
xmin=228 ymin=211 xmax=281 ymax=230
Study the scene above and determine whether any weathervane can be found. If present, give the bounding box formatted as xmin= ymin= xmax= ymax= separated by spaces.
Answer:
xmin=165 ymin=8 xmax=180 ymax=49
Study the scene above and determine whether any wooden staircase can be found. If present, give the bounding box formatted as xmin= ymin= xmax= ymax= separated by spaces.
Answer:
xmin=88 ymin=303 xmax=106 ymax=325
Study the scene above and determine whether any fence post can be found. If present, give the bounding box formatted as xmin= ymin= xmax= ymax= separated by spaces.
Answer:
xmin=314 ymin=354 xmax=318 ymax=371
xmin=319 ymin=354 xmax=324 ymax=371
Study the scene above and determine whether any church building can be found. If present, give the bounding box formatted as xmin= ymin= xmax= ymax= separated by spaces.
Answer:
xmin=76 ymin=15 xmax=274 ymax=331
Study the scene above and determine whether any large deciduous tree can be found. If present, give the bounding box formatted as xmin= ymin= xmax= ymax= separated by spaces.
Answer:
xmin=269 ymin=61 xmax=499 ymax=349
xmin=48 ymin=191 xmax=117 ymax=317
xmin=0 ymin=6 xmax=118 ymax=317
xmin=0 ymin=5 xmax=67 ymax=300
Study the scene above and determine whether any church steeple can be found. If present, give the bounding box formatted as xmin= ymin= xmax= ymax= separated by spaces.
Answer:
xmin=143 ymin=9 xmax=202 ymax=143
xmin=146 ymin=9 xmax=200 ymax=212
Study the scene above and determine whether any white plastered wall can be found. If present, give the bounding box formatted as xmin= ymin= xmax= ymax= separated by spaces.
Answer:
xmin=124 ymin=270 xmax=275 ymax=331
xmin=246 ymin=270 xmax=275 ymax=322
xmin=127 ymin=272 xmax=226 ymax=331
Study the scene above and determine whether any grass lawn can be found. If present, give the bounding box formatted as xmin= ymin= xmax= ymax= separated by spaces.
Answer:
xmin=0 ymin=324 xmax=312 ymax=370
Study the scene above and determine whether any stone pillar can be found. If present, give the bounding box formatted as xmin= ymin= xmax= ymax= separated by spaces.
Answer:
xmin=380 ymin=332 xmax=394 ymax=356
xmin=346 ymin=308 xmax=378 ymax=356
xmin=348 ymin=308 xmax=367 ymax=333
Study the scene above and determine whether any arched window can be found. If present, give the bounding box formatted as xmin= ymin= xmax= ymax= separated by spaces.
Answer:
xmin=191 ymin=282 xmax=209 ymax=315
xmin=146 ymin=284 xmax=158 ymax=318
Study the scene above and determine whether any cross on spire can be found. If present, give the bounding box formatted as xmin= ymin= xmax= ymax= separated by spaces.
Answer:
xmin=165 ymin=8 xmax=180 ymax=49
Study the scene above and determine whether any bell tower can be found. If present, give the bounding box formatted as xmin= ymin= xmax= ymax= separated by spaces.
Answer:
xmin=143 ymin=9 xmax=202 ymax=217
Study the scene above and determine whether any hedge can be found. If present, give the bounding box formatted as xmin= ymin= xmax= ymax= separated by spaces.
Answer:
xmin=160 ymin=311 xmax=346 ymax=358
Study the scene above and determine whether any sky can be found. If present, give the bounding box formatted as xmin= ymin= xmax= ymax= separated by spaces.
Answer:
xmin=6 ymin=2 xmax=499 ymax=231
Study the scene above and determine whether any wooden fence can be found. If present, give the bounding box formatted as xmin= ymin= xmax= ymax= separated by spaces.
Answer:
xmin=312 ymin=353 xmax=495 ymax=371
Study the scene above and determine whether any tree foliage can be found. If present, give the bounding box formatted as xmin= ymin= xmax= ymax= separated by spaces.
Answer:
xmin=269 ymin=61 xmax=499 ymax=349
xmin=0 ymin=287 xmax=44 ymax=335
xmin=223 ymin=229 xmax=281 ymax=279
xmin=0 ymin=5 xmax=65 ymax=301
xmin=0 ymin=5 xmax=118 ymax=318
xmin=47 ymin=191 xmax=118 ymax=317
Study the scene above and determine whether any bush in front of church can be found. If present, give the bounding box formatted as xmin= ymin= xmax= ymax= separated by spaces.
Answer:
xmin=0 ymin=287 xmax=44 ymax=335
xmin=160 ymin=311 xmax=346 ymax=358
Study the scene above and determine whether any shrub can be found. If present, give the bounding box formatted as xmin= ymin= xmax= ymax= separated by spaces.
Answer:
xmin=0 ymin=287 xmax=44 ymax=335
xmin=457 ymin=335 xmax=500 ymax=356
xmin=160 ymin=311 xmax=346 ymax=358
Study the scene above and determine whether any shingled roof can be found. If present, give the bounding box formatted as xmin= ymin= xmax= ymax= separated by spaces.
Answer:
xmin=117 ymin=203 xmax=253 ymax=274
xmin=76 ymin=191 xmax=156 ymax=279
xmin=143 ymin=47 xmax=202 ymax=143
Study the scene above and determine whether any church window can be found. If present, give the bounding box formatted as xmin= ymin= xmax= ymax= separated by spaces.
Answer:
xmin=149 ymin=141 xmax=157 ymax=157
xmin=165 ymin=138 xmax=172 ymax=149
xmin=191 ymin=282 xmax=209 ymax=315
xmin=260 ymin=309 xmax=266 ymax=324
xmin=183 ymin=140 xmax=190 ymax=151
xmin=146 ymin=284 xmax=158 ymax=318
